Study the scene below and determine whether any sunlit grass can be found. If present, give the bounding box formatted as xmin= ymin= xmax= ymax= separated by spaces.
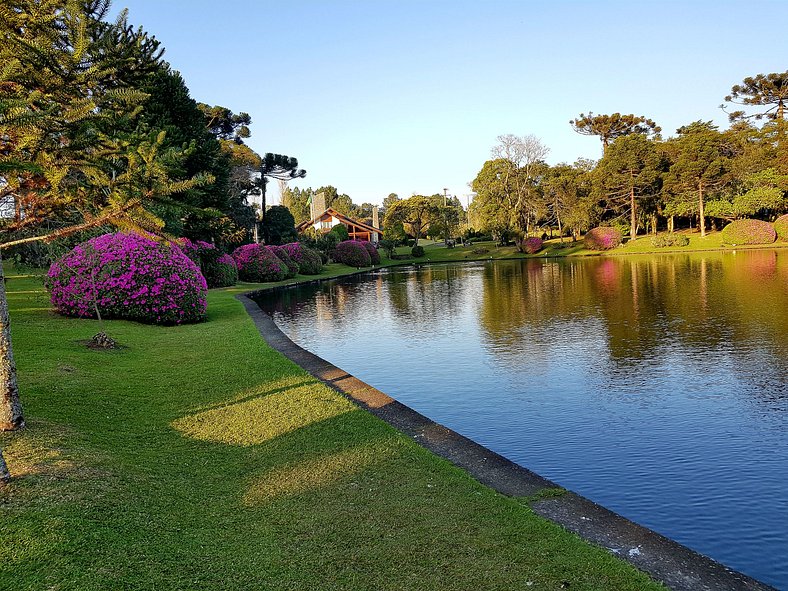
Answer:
xmin=0 ymin=269 xmax=665 ymax=590
xmin=172 ymin=377 xmax=354 ymax=446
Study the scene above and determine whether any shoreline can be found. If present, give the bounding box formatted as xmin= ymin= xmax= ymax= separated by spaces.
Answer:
xmin=241 ymin=269 xmax=777 ymax=591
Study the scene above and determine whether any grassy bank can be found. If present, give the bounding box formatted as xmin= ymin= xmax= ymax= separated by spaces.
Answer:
xmin=0 ymin=269 xmax=664 ymax=590
xmin=398 ymin=230 xmax=788 ymax=265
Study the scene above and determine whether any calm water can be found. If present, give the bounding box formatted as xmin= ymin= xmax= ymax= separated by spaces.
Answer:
xmin=258 ymin=251 xmax=788 ymax=588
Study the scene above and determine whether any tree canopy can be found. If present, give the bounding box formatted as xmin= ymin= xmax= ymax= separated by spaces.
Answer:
xmin=570 ymin=112 xmax=661 ymax=153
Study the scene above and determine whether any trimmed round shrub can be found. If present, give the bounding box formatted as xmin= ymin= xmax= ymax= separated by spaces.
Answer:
xmin=335 ymin=240 xmax=372 ymax=267
xmin=281 ymin=242 xmax=323 ymax=275
xmin=651 ymin=233 xmax=690 ymax=248
xmin=774 ymin=214 xmax=788 ymax=241
xmin=517 ymin=236 xmax=543 ymax=254
xmin=362 ymin=241 xmax=381 ymax=265
xmin=176 ymin=239 xmax=238 ymax=288
xmin=584 ymin=227 xmax=623 ymax=251
xmin=411 ymin=245 xmax=425 ymax=257
xmin=47 ymin=233 xmax=207 ymax=325
xmin=232 ymin=243 xmax=288 ymax=282
xmin=201 ymin=249 xmax=238 ymax=287
xmin=267 ymin=245 xmax=298 ymax=278
xmin=721 ymin=219 xmax=777 ymax=245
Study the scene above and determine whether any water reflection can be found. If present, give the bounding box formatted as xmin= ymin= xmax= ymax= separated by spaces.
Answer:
xmin=257 ymin=250 xmax=788 ymax=587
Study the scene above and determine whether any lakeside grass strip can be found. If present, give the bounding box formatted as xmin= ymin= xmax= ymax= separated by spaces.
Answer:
xmin=0 ymin=271 xmax=668 ymax=590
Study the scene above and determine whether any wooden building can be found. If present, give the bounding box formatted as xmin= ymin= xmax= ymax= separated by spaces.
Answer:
xmin=296 ymin=207 xmax=383 ymax=243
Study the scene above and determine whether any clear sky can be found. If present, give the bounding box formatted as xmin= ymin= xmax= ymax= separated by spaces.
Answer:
xmin=111 ymin=0 xmax=788 ymax=207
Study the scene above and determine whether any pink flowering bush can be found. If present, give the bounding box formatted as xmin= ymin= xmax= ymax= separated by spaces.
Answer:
xmin=267 ymin=245 xmax=298 ymax=278
xmin=774 ymin=214 xmax=788 ymax=241
xmin=201 ymin=249 xmax=238 ymax=287
xmin=584 ymin=227 xmax=623 ymax=251
xmin=47 ymin=233 xmax=207 ymax=325
xmin=176 ymin=238 xmax=238 ymax=288
xmin=721 ymin=219 xmax=776 ymax=245
xmin=282 ymin=242 xmax=323 ymax=274
xmin=516 ymin=236 xmax=543 ymax=254
xmin=362 ymin=241 xmax=381 ymax=265
xmin=232 ymin=243 xmax=288 ymax=282
xmin=334 ymin=240 xmax=372 ymax=268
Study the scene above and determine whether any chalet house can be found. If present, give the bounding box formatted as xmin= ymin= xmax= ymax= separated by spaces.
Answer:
xmin=296 ymin=207 xmax=383 ymax=243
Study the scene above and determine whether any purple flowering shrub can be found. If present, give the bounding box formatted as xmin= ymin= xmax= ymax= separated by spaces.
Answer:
xmin=267 ymin=245 xmax=298 ymax=278
xmin=176 ymin=239 xmax=237 ymax=288
xmin=516 ymin=236 xmax=543 ymax=254
xmin=47 ymin=233 xmax=207 ymax=325
xmin=584 ymin=227 xmax=623 ymax=251
xmin=282 ymin=242 xmax=323 ymax=274
xmin=721 ymin=219 xmax=776 ymax=245
xmin=176 ymin=237 xmax=201 ymax=265
xmin=201 ymin=249 xmax=238 ymax=287
xmin=774 ymin=214 xmax=788 ymax=241
xmin=334 ymin=240 xmax=372 ymax=268
xmin=232 ymin=243 xmax=288 ymax=282
xmin=362 ymin=241 xmax=381 ymax=265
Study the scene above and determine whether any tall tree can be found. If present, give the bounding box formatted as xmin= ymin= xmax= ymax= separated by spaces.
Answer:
xmin=570 ymin=112 xmax=661 ymax=153
xmin=382 ymin=193 xmax=400 ymax=213
xmin=259 ymin=154 xmax=305 ymax=243
xmin=594 ymin=134 xmax=662 ymax=240
xmin=663 ymin=122 xmax=729 ymax=237
xmin=281 ymin=186 xmax=313 ymax=223
xmin=0 ymin=1 xmax=210 ymax=437
xmin=383 ymin=196 xmax=439 ymax=246
xmin=723 ymin=71 xmax=788 ymax=123
xmin=543 ymin=163 xmax=595 ymax=241
xmin=470 ymin=158 xmax=519 ymax=242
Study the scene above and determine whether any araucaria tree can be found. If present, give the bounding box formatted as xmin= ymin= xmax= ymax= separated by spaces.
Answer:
xmin=570 ymin=112 xmax=661 ymax=153
xmin=723 ymin=71 xmax=788 ymax=123
xmin=0 ymin=2 xmax=210 ymax=438
xmin=594 ymin=134 xmax=662 ymax=240
xmin=663 ymin=122 xmax=729 ymax=237
xmin=258 ymin=154 xmax=306 ymax=243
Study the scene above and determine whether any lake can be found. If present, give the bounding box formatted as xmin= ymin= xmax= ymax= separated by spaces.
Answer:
xmin=258 ymin=250 xmax=788 ymax=588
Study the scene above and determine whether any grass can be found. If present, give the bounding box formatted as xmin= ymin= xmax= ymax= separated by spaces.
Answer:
xmin=0 ymin=268 xmax=665 ymax=591
xmin=396 ymin=229 xmax=788 ymax=265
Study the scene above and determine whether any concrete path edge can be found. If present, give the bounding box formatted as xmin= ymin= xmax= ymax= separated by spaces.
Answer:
xmin=237 ymin=289 xmax=775 ymax=591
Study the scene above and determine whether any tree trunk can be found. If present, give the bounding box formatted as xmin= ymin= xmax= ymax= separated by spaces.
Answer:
xmin=557 ymin=214 xmax=564 ymax=243
xmin=698 ymin=181 xmax=706 ymax=238
xmin=0 ymin=252 xmax=24 ymax=431
xmin=668 ymin=215 xmax=674 ymax=233
xmin=651 ymin=213 xmax=658 ymax=235
xmin=0 ymin=447 xmax=10 ymax=484
xmin=630 ymin=185 xmax=637 ymax=241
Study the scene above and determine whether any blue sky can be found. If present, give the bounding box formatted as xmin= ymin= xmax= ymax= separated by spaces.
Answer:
xmin=112 ymin=0 xmax=788 ymax=207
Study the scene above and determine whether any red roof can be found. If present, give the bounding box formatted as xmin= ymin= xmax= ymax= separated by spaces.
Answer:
xmin=296 ymin=207 xmax=383 ymax=235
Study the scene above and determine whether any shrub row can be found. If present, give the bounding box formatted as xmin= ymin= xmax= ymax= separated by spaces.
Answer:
xmin=177 ymin=238 xmax=238 ymax=288
xmin=651 ymin=234 xmax=690 ymax=248
xmin=334 ymin=240 xmax=372 ymax=267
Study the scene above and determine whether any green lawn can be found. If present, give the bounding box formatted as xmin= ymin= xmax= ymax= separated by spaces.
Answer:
xmin=403 ymin=230 xmax=787 ymax=263
xmin=0 ymin=268 xmax=665 ymax=590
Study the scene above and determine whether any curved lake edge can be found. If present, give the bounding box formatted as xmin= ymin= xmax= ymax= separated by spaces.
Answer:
xmin=239 ymin=273 xmax=777 ymax=591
